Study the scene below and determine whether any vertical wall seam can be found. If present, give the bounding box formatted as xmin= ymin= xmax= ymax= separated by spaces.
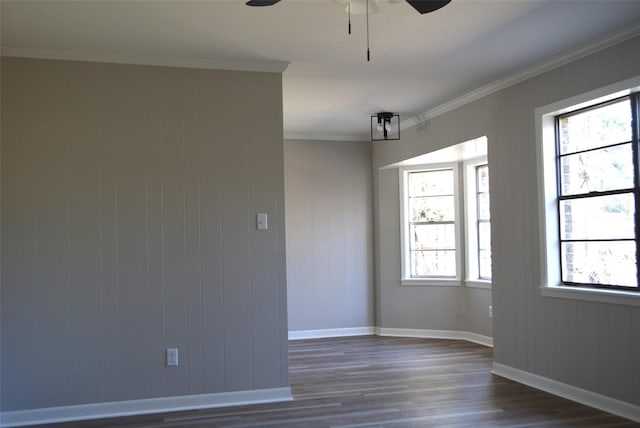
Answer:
xmin=98 ymin=64 xmax=106 ymax=403
xmin=34 ymin=65 xmax=42 ymax=408
xmin=342 ymin=147 xmax=348 ymax=326
xmin=195 ymin=70 xmax=204 ymax=395
xmin=181 ymin=68 xmax=190 ymax=394
xmin=219 ymin=71 xmax=226 ymax=391
xmin=144 ymin=67 xmax=152 ymax=398
xmin=246 ymin=72 xmax=255 ymax=388
xmin=160 ymin=70 xmax=167 ymax=395
xmin=64 ymin=63 xmax=74 ymax=404
xmin=113 ymin=69 xmax=121 ymax=401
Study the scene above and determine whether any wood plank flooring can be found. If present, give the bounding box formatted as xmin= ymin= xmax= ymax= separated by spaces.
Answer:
xmin=28 ymin=336 xmax=638 ymax=427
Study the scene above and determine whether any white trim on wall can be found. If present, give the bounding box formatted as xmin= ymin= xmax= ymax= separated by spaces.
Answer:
xmin=398 ymin=163 xmax=463 ymax=284
xmin=288 ymin=327 xmax=377 ymax=340
xmin=289 ymin=327 xmax=494 ymax=347
xmin=535 ymin=75 xmax=640 ymax=306
xmin=463 ymin=155 xmax=491 ymax=284
xmin=0 ymin=388 xmax=293 ymax=427
xmin=283 ymin=133 xmax=368 ymax=142
xmin=492 ymin=363 xmax=640 ymax=423
xmin=377 ymin=327 xmax=493 ymax=348
xmin=400 ymin=23 xmax=640 ymax=132
xmin=0 ymin=46 xmax=289 ymax=73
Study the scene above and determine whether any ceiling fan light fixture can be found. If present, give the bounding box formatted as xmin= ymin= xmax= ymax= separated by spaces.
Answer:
xmin=371 ymin=112 xmax=400 ymax=141
xmin=339 ymin=0 xmax=380 ymax=15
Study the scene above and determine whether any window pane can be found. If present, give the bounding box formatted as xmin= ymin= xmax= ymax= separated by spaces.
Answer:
xmin=410 ymin=224 xmax=455 ymax=250
xmin=559 ymin=99 xmax=632 ymax=155
xmin=411 ymin=250 xmax=456 ymax=277
xmin=559 ymin=144 xmax=633 ymax=196
xmin=409 ymin=195 xmax=454 ymax=222
xmin=478 ymin=221 xmax=491 ymax=250
xmin=561 ymin=241 xmax=637 ymax=288
xmin=477 ymin=165 xmax=489 ymax=193
xmin=408 ymin=169 xmax=453 ymax=197
xmin=559 ymin=193 xmax=635 ymax=240
xmin=477 ymin=193 xmax=490 ymax=220
xmin=479 ymin=249 xmax=492 ymax=279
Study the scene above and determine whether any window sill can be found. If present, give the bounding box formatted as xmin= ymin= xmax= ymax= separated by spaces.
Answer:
xmin=541 ymin=286 xmax=640 ymax=307
xmin=401 ymin=278 xmax=461 ymax=287
xmin=465 ymin=280 xmax=491 ymax=289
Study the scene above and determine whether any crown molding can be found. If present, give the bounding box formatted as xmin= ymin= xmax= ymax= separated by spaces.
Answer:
xmin=284 ymin=133 xmax=369 ymax=142
xmin=400 ymin=22 xmax=640 ymax=131
xmin=0 ymin=46 xmax=289 ymax=73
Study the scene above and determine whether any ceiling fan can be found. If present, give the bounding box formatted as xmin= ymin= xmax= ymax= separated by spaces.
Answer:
xmin=246 ymin=0 xmax=451 ymax=62
xmin=246 ymin=0 xmax=451 ymax=15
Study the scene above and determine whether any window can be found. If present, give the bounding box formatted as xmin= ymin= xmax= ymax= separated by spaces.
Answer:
xmin=398 ymin=137 xmax=491 ymax=287
xmin=464 ymin=159 xmax=492 ymax=285
xmin=537 ymin=76 xmax=640 ymax=305
xmin=556 ymin=97 xmax=637 ymax=290
xmin=465 ymin=161 xmax=492 ymax=282
xmin=401 ymin=166 xmax=460 ymax=282
xmin=476 ymin=164 xmax=492 ymax=280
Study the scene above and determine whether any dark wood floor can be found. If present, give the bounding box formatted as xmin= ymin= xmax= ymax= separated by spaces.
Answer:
xmin=30 ymin=336 xmax=638 ymax=427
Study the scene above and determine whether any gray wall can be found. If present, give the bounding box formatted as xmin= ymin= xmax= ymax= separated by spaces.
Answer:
xmin=285 ymin=139 xmax=374 ymax=331
xmin=374 ymin=36 xmax=640 ymax=405
xmin=0 ymin=57 xmax=288 ymax=412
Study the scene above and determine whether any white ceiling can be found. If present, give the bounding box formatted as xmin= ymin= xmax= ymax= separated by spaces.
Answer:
xmin=3 ymin=0 xmax=640 ymax=141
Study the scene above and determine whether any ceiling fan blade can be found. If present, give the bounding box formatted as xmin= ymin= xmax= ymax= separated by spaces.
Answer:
xmin=405 ymin=0 xmax=451 ymax=14
xmin=246 ymin=0 xmax=281 ymax=6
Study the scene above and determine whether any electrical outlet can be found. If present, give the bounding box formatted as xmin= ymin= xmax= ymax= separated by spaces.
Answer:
xmin=489 ymin=305 xmax=493 ymax=318
xmin=166 ymin=348 xmax=179 ymax=367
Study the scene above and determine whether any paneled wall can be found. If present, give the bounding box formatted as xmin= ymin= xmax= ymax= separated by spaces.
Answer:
xmin=374 ymin=35 xmax=640 ymax=405
xmin=285 ymin=139 xmax=374 ymax=332
xmin=1 ymin=58 xmax=288 ymax=412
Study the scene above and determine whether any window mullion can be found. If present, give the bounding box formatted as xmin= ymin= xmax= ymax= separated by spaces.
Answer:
xmin=559 ymin=188 xmax=636 ymax=200
xmin=559 ymin=139 xmax=632 ymax=158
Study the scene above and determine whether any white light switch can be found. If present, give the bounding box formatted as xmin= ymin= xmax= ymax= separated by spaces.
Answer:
xmin=166 ymin=348 xmax=179 ymax=367
xmin=257 ymin=213 xmax=268 ymax=230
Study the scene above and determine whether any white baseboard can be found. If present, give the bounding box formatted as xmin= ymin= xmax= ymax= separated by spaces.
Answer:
xmin=377 ymin=327 xmax=493 ymax=348
xmin=492 ymin=363 xmax=640 ymax=423
xmin=288 ymin=326 xmax=493 ymax=347
xmin=0 ymin=387 xmax=292 ymax=428
xmin=288 ymin=327 xmax=376 ymax=340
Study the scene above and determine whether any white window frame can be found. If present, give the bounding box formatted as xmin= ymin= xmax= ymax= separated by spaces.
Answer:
xmin=399 ymin=163 xmax=462 ymax=286
xmin=536 ymin=75 xmax=640 ymax=307
xmin=464 ymin=157 xmax=491 ymax=289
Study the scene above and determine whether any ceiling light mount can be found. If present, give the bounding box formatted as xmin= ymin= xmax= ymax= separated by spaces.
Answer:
xmin=371 ymin=112 xmax=400 ymax=141
xmin=337 ymin=0 xmax=380 ymax=15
